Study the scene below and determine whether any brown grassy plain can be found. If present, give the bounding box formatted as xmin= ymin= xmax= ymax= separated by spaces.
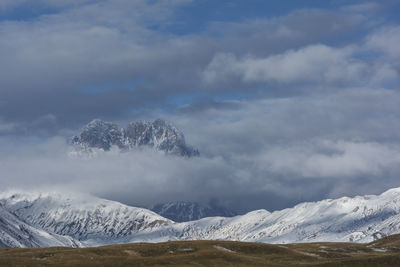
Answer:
xmin=2 ymin=234 xmax=400 ymax=266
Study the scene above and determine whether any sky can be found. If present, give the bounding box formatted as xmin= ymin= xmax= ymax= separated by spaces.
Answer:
xmin=1 ymin=0 xmax=400 ymax=213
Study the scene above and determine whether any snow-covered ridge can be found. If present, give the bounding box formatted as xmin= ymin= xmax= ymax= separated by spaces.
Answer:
xmin=166 ymin=189 xmax=400 ymax=244
xmin=2 ymin=188 xmax=400 ymax=247
xmin=71 ymin=118 xmax=199 ymax=157
xmin=0 ymin=191 xmax=172 ymax=247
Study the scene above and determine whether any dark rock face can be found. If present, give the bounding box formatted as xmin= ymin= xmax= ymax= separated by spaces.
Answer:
xmin=73 ymin=119 xmax=125 ymax=151
xmin=72 ymin=119 xmax=199 ymax=157
xmin=151 ymin=202 xmax=237 ymax=222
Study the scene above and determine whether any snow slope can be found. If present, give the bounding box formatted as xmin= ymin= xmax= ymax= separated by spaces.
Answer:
xmin=0 ymin=205 xmax=79 ymax=248
xmin=0 ymin=191 xmax=171 ymax=247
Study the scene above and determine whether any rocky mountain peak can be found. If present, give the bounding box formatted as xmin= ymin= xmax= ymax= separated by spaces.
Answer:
xmin=72 ymin=118 xmax=199 ymax=157
xmin=72 ymin=119 xmax=124 ymax=151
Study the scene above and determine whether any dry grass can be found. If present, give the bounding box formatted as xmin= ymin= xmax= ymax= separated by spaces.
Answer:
xmin=1 ymin=235 xmax=400 ymax=266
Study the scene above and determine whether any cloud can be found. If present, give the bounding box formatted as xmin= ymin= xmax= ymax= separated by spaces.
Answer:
xmin=365 ymin=26 xmax=400 ymax=59
xmin=0 ymin=138 xmax=242 ymax=210
xmin=257 ymin=140 xmax=400 ymax=178
xmin=167 ymin=87 xmax=400 ymax=209
xmin=0 ymin=0 xmax=202 ymax=131
xmin=0 ymin=2 xmax=380 ymax=133
xmin=2 ymin=134 xmax=399 ymax=214
xmin=176 ymin=88 xmax=400 ymax=155
xmin=203 ymin=44 xmax=398 ymax=87
xmin=0 ymin=119 xmax=17 ymax=135
xmin=4 ymin=86 xmax=395 ymax=212
xmin=340 ymin=2 xmax=382 ymax=13
xmin=2 ymin=86 xmax=400 ymax=213
xmin=0 ymin=0 xmax=192 ymax=12
xmin=205 ymin=8 xmax=367 ymax=56
xmin=1 ymin=0 xmax=400 ymax=213
xmin=0 ymin=0 xmax=25 ymax=10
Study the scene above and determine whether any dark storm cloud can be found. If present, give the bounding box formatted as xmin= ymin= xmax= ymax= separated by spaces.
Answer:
xmin=0 ymin=1 xmax=391 ymax=134
xmin=0 ymin=0 xmax=200 ymax=131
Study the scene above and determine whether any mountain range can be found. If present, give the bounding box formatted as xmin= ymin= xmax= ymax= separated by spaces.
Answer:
xmin=72 ymin=119 xmax=199 ymax=157
xmin=2 ymin=188 xmax=400 ymax=248
xmin=3 ymin=119 xmax=400 ymax=248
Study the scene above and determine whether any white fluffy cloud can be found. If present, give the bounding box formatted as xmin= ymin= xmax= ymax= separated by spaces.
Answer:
xmin=2 ymin=135 xmax=399 ymax=212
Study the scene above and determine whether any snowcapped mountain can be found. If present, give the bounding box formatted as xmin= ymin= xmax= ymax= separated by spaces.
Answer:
xmin=3 ymin=188 xmax=400 ymax=247
xmin=72 ymin=119 xmax=199 ymax=157
xmin=0 ymin=192 xmax=172 ymax=247
xmin=151 ymin=201 xmax=237 ymax=222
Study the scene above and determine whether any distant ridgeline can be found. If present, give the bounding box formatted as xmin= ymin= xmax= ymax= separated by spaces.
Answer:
xmin=151 ymin=201 xmax=237 ymax=222
xmin=72 ymin=119 xmax=199 ymax=157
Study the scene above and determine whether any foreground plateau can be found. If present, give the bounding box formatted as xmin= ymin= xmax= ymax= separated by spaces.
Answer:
xmin=2 ymin=235 xmax=400 ymax=266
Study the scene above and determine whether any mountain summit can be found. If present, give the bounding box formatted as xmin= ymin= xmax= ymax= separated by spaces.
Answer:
xmin=72 ymin=119 xmax=199 ymax=157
